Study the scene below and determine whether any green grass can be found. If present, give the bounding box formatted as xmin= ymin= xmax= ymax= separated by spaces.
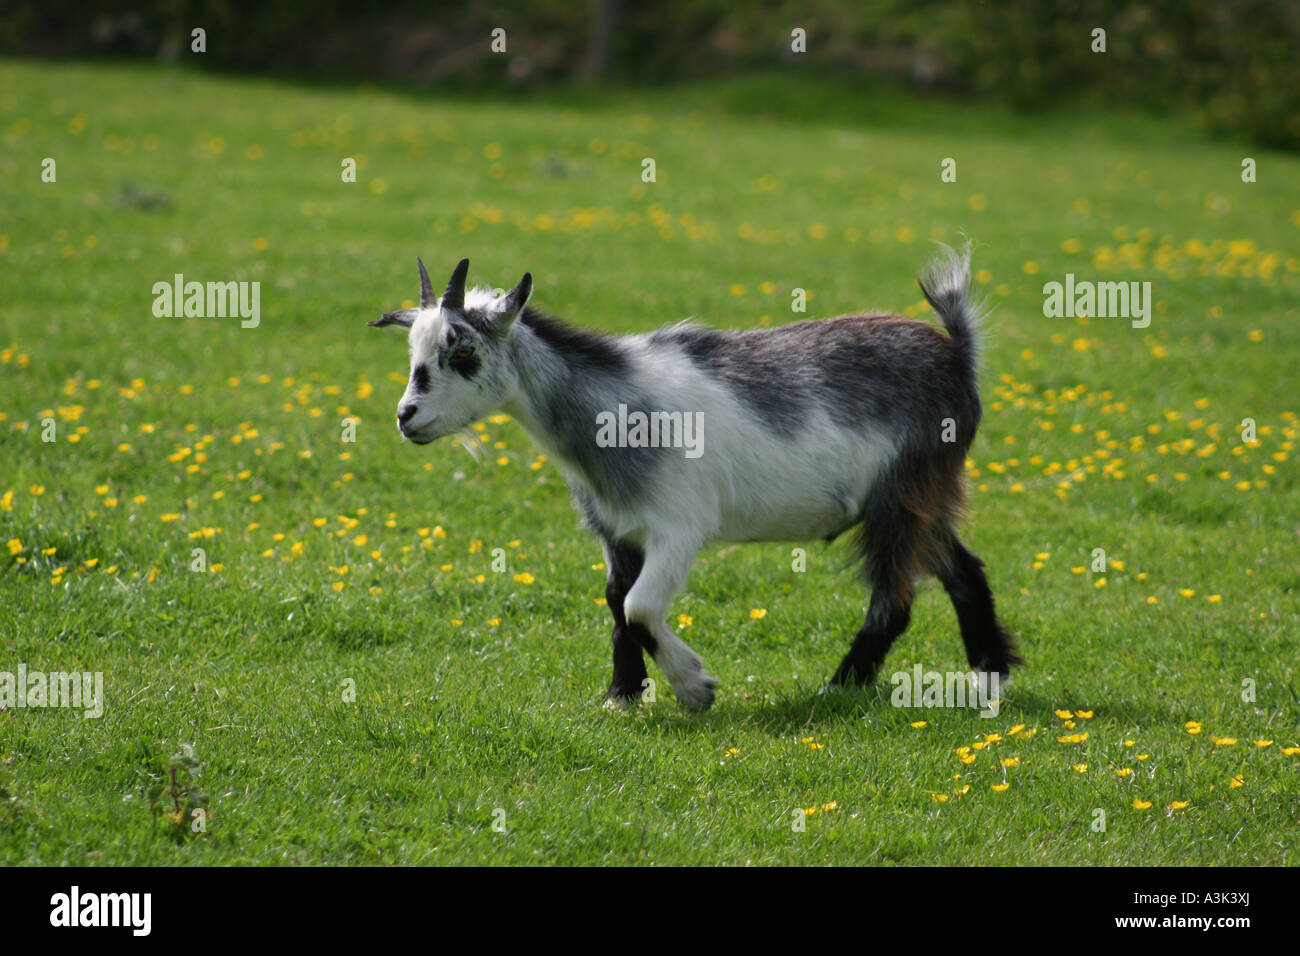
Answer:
xmin=1 ymin=60 xmax=1297 ymax=865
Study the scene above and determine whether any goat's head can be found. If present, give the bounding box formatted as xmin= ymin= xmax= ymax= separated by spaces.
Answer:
xmin=371 ymin=258 xmax=531 ymax=444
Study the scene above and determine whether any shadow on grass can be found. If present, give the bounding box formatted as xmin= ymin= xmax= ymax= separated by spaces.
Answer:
xmin=628 ymin=680 xmax=1192 ymax=739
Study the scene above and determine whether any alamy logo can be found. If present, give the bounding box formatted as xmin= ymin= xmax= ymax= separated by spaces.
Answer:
xmin=595 ymin=403 xmax=704 ymax=458
xmin=0 ymin=664 xmax=103 ymax=718
xmin=1042 ymin=274 xmax=1151 ymax=328
xmin=152 ymin=273 xmax=260 ymax=328
xmin=890 ymin=665 xmax=1002 ymax=717
xmin=50 ymin=886 xmax=151 ymax=936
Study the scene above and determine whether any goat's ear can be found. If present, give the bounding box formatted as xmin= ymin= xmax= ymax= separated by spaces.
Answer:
xmin=369 ymin=308 xmax=417 ymax=329
xmin=499 ymin=272 xmax=533 ymax=326
xmin=442 ymin=258 xmax=469 ymax=312
xmin=417 ymin=258 xmax=436 ymax=310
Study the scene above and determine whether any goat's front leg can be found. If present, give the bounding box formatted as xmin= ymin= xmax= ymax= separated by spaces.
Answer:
xmin=601 ymin=539 xmax=647 ymax=708
xmin=621 ymin=531 xmax=718 ymax=710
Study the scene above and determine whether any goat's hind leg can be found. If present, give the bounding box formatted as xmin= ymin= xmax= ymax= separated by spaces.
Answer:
xmin=826 ymin=528 xmax=920 ymax=691
xmin=830 ymin=574 xmax=914 ymax=688
xmin=936 ymin=531 xmax=1021 ymax=679
xmin=830 ymin=499 xmax=922 ymax=688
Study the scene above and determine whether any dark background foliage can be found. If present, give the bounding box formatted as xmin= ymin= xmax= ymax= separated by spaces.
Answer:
xmin=3 ymin=0 xmax=1298 ymax=150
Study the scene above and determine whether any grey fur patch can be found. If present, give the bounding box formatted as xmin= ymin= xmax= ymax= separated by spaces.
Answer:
xmin=510 ymin=314 xmax=664 ymax=510
xmin=650 ymin=326 xmax=811 ymax=436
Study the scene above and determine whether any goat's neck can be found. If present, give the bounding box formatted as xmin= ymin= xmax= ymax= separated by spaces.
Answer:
xmin=500 ymin=326 xmax=607 ymax=488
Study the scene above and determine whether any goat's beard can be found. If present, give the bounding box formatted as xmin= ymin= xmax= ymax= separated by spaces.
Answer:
xmin=453 ymin=428 xmax=486 ymax=462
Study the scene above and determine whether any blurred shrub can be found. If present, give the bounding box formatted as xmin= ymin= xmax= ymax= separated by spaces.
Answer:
xmin=3 ymin=0 xmax=1297 ymax=149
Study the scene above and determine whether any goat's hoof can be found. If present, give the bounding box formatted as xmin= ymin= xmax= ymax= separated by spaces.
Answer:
xmin=603 ymin=688 xmax=643 ymax=711
xmin=672 ymin=671 xmax=719 ymax=711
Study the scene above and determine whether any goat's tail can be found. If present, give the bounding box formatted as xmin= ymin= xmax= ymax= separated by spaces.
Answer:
xmin=917 ymin=242 xmax=983 ymax=384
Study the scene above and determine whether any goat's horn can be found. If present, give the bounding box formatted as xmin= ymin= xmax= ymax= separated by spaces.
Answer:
xmin=417 ymin=258 xmax=436 ymax=310
xmin=442 ymin=258 xmax=469 ymax=312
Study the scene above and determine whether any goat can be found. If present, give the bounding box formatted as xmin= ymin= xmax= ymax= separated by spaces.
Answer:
xmin=370 ymin=247 xmax=1019 ymax=710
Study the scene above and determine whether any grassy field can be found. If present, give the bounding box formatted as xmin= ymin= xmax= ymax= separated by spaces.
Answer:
xmin=1 ymin=60 xmax=1297 ymax=865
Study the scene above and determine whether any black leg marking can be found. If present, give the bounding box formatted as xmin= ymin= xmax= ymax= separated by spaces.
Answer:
xmin=604 ymin=541 xmax=650 ymax=703
xmin=832 ymin=475 xmax=925 ymax=687
xmin=831 ymin=590 xmax=912 ymax=687
xmin=938 ymin=537 xmax=1021 ymax=676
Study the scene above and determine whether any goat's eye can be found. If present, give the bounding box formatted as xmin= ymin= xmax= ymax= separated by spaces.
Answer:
xmin=452 ymin=344 xmax=475 ymax=359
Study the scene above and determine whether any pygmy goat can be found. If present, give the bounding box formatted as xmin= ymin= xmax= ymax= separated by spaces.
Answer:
xmin=370 ymin=247 xmax=1019 ymax=709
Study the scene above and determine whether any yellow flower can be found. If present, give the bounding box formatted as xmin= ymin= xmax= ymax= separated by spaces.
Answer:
xmin=749 ymin=608 xmax=767 ymax=620
xmin=991 ymin=782 xmax=1010 ymax=792
xmin=487 ymin=618 xmax=501 ymax=627
xmin=1075 ymin=710 xmax=1093 ymax=719
xmin=1210 ymin=736 xmax=1237 ymax=746
xmin=1000 ymin=757 xmax=1020 ymax=768
xmin=1281 ymin=747 xmax=1300 ymax=756
xmin=1131 ymin=799 xmax=1153 ymax=811
xmin=1184 ymin=721 xmax=1202 ymax=735
xmin=1254 ymin=740 xmax=1273 ymax=748
xmin=1228 ymin=775 xmax=1244 ymax=789
xmin=1116 ymin=767 xmax=1133 ymax=777
xmin=513 ymin=572 xmax=535 ymax=585
xmin=725 ymin=747 xmax=740 ymax=756
xmin=1168 ymin=801 xmax=1190 ymax=811
xmin=5 ymin=539 xmax=21 ymax=555
xmin=1072 ymin=763 xmax=1088 ymax=773
xmin=910 ymin=721 xmax=927 ymax=729
xmin=1054 ymin=709 xmax=1073 ymax=719
xmin=331 ymin=581 xmax=344 ymax=591
xmin=677 ymin=614 xmax=693 ymax=627
xmin=931 ymin=793 xmax=950 ymax=803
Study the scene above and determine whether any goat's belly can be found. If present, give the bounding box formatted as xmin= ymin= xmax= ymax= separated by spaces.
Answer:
xmin=716 ymin=497 xmax=860 ymax=543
